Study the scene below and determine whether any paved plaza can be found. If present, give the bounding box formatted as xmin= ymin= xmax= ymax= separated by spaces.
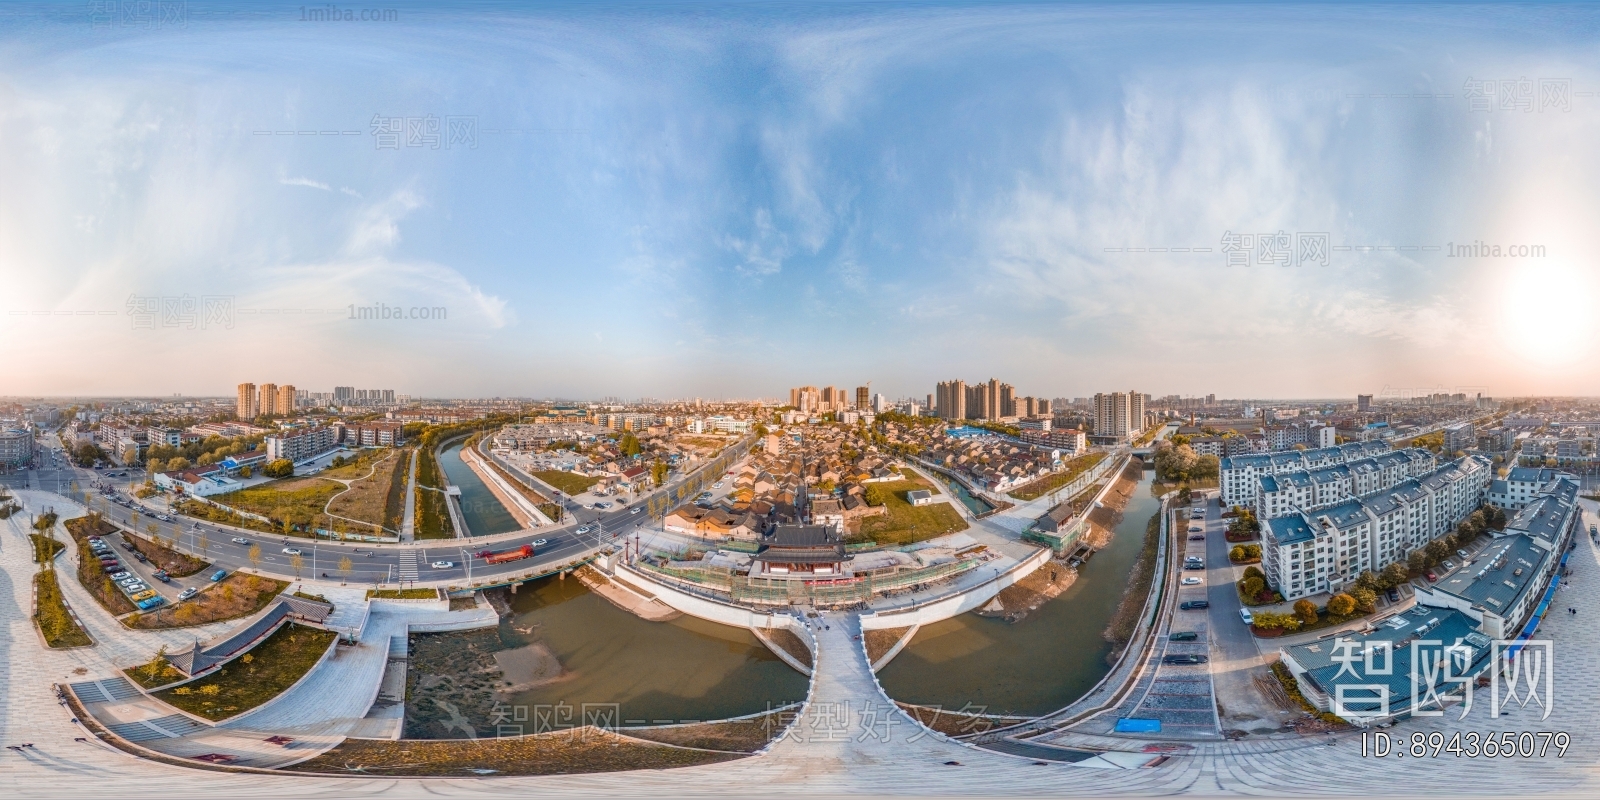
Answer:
xmin=4 ymin=487 xmax=1600 ymax=796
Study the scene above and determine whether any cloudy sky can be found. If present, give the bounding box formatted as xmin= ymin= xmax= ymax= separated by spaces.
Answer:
xmin=2 ymin=1 xmax=1599 ymax=401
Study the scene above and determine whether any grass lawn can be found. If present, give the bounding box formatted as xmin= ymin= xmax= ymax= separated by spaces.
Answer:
xmin=415 ymin=446 xmax=455 ymax=540
xmin=319 ymin=448 xmax=392 ymax=480
xmin=176 ymin=499 xmax=280 ymax=536
xmin=152 ymin=623 xmax=337 ymax=720
xmin=127 ymin=572 xmax=287 ymax=630
xmin=211 ymin=477 xmax=345 ymax=527
xmin=533 ymin=470 xmax=600 ymax=496
xmin=35 ymin=570 xmax=92 ymax=648
xmin=63 ymin=516 xmax=136 ymax=617
xmin=325 ymin=450 xmax=408 ymax=533
xmin=1007 ymin=452 xmax=1109 ymax=501
xmin=368 ymin=588 xmax=440 ymax=600
xmin=852 ymin=480 xmax=969 ymax=545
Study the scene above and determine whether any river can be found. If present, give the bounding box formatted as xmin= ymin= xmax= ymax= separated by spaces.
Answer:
xmin=876 ymin=470 xmax=1159 ymax=716
xmin=499 ymin=575 xmax=809 ymax=724
xmin=437 ymin=441 xmax=520 ymax=537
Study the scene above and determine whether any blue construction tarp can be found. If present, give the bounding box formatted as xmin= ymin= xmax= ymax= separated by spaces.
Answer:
xmin=1115 ymin=718 xmax=1162 ymax=733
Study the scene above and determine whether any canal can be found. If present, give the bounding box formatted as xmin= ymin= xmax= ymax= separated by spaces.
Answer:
xmin=437 ymin=440 xmax=520 ymax=537
xmin=404 ymin=574 xmax=810 ymax=737
xmin=877 ymin=470 xmax=1160 ymax=716
xmin=944 ymin=477 xmax=996 ymax=516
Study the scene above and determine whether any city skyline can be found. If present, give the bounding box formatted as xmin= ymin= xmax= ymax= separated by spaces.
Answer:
xmin=3 ymin=4 xmax=1599 ymax=397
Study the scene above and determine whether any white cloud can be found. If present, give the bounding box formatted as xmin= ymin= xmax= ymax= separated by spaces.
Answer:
xmin=279 ymin=175 xmax=332 ymax=191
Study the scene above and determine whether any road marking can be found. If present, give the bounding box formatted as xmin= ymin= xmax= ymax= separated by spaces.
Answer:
xmin=399 ymin=550 xmax=419 ymax=582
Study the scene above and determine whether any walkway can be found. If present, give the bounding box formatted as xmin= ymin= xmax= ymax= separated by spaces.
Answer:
xmin=399 ymin=450 xmax=418 ymax=543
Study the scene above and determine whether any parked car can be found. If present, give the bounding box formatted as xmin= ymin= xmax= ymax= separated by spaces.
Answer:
xmin=130 ymin=589 xmax=158 ymax=602
xmin=1181 ymin=577 xmax=1202 ymax=585
xmin=1456 ymin=549 xmax=1469 ymax=559
xmin=178 ymin=587 xmax=199 ymax=601
xmin=1239 ymin=608 xmax=1255 ymax=625
xmin=231 ymin=537 xmax=249 ymax=545
xmin=132 ymin=552 xmax=148 ymax=563
xmin=1188 ymin=535 xmax=1205 ymax=541
xmin=109 ymin=571 xmax=131 ymax=581
xmin=102 ymin=564 xmax=124 ymax=574
xmin=713 ymin=482 xmax=724 ymax=489
xmin=1163 ymin=654 xmax=1208 ymax=665
xmin=136 ymin=596 xmax=165 ymax=610
xmin=1426 ymin=571 xmax=1438 ymax=582
xmin=1169 ymin=631 xmax=1199 ymax=641
xmin=1183 ymin=562 xmax=1205 ymax=571
xmin=1179 ymin=600 xmax=1209 ymax=610
xmin=1386 ymin=588 xmax=1400 ymax=603
xmin=431 ymin=561 xmax=455 ymax=569
xmin=210 ymin=569 xmax=228 ymax=582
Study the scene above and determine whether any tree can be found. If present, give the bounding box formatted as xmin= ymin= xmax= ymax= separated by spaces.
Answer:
xmin=1381 ymin=562 xmax=1410 ymax=588
xmin=1350 ymin=587 xmax=1378 ymax=614
xmin=1240 ymin=575 xmax=1265 ymax=598
xmin=239 ymin=466 xmax=252 ymax=479
xmin=290 ymin=553 xmax=305 ymax=578
xmin=248 ymin=544 xmax=262 ymax=571
xmin=1251 ymin=611 xmax=1282 ymax=630
xmin=1242 ymin=565 xmax=1266 ymax=582
xmin=339 ymin=556 xmax=353 ymax=584
xmin=1424 ymin=540 xmax=1449 ymax=563
xmin=619 ymin=433 xmax=642 ymax=458
xmin=263 ymin=459 xmax=294 ymax=478
xmin=652 ymin=461 xmax=668 ymax=487
xmin=167 ymin=457 xmax=191 ymax=471
xmin=1353 ymin=570 xmax=1380 ymax=592
xmin=1327 ymin=593 xmax=1357 ymax=617
xmin=1407 ymin=550 xmax=1429 ymax=574
xmin=1293 ymin=599 xmax=1319 ymax=624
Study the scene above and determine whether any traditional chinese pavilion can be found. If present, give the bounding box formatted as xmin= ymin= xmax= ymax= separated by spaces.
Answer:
xmin=750 ymin=524 xmax=849 ymax=580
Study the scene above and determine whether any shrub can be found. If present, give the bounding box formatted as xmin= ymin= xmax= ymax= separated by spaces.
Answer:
xmin=1327 ymin=593 xmax=1357 ymax=617
xmin=263 ymin=459 xmax=295 ymax=478
xmin=1230 ymin=545 xmax=1246 ymax=561
xmin=1293 ymin=599 xmax=1318 ymax=624
xmin=1350 ymin=587 xmax=1377 ymax=614
xmin=1252 ymin=611 xmax=1284 ymax=630
xmin=1240 ymin=576 xmax=1265 ymax=598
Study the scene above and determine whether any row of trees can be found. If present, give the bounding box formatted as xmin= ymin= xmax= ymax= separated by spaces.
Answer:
xmin=1152 ymin=441 xmax=1220 ymax=484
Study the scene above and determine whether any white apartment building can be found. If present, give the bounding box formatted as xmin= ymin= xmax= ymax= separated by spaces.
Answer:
xmin=1254 ymin=448 xmax=1436 ymax=521
xmin=1486 ymin=466 xmax=1569 ymax=510
xmin=1261 ymin=456 xmax=1491 ymax=601
xmin=264 ymin=426 xmax=339 ymax=463
xmin=1219 ymin=440 xmax=1390 ymax=507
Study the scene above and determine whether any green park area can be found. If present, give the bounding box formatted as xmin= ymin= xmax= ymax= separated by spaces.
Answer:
xmin=325 ymin=450 xmax=409 ymax=534
xmin=853 ymin=473 xmax=968 ymax=545
xmin=205 ymin=477 xmax=346 ymax=535
xmin=146 ymin=623 xmax=337 ymax=719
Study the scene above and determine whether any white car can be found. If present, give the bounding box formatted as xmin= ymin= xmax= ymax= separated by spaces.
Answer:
xmin=713 ymin=482 xmax=723 ymax=489
xmin=1181 ymin=577 xmax=1202 ymax=585
xmin=630 ymin=507 xmax=641 ymax=515
xmin=532 ymin=539 xmax=549 ymax=547
xmin=231 ymin=537 xmax=249 ymax=545
xmin=178 ymin=587 xmax=199 ymax=601
xmin=430 ymin=561 xmax=455 ymax=569
xmin=1239 ymin=608 xmax=1255 ymax=625
xmin=577 ymin=525 xmax=594 ymax=535
xmin=281 ymin=547 xmax=303 ymax=556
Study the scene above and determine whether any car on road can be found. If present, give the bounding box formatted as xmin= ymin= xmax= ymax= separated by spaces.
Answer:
xmin=713 ymin=482 xmax=723 ymax=489
xmin=595 ymin=502 xmax=611 ymax=509
xmin=152 ymin=570 xmax=170 ymax=582
xmin=231 ymin=537 xmax=249 ymax=545
xmin=532 ymin=539 xmax=548 ymax=547
xmin=281 ymin=547 xmax=303 ymax=556
xmin=1239 ymin=608 xmax=1254 ymax=625
xmin=1179 ymin=600 xmax=1209 ymax=610
xmin=156 ymin=514 xmax=172 ymax=522
xmin=1169 ymin=631 xmax=1199 ymax=641
xmin=210 ymin=569 xmax=228 ymax=582
xmin=631 ymin=507 xmax=641 ymax=514
xmin=431 ymin=561 xmax=455 ymax=569
xmin=1162 ymin=654 xmax=1208 ymax=665
xmin=1188 ymin=535 xmax=1204 ymax=541
xmin=109 ymin=571 xmax=131 ymax=581
xmin=577 ymin=525 xmax=594 ymax=535
xmin=1181 ymin=577 xmax=1202 ymax=585
xmin=178 ymin=587 xmax=199 ymax=601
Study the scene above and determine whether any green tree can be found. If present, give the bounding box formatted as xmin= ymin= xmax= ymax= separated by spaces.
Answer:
xmin=1240 ymin=575 xmax=1265 ymax=598
xmin=619 ymin=433 xmax=642 ymax=458
xmin=1380 ymin=562 xmax=1410 ymax=588
xmin=1350 ymin=587 xmax=1378 ymax=614
xmin=1241 ymin=565 xmax=1266 ymax=582
xmin=1293 ymin=598 xmax=1319 ymax=624
xmin=167 ymin=457 xmax=191 ymax=471
xmin=1251 ymin=611 xmax=1282 ymax=630
xmin=1327 ymin=593 xmax=1357 ymax=617
xmin=1230 ymin=545 xmax=1247 ymax=562
xmin=864 ymin=485 xmax=891 ymax=506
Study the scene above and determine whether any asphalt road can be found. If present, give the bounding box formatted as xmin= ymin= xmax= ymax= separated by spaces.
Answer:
xmin=22 ymin=432 xmax=749 ymax=588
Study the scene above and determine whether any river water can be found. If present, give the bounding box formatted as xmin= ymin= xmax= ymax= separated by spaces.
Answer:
xmin=437 ymin=441 xmax=520 ymax=537
xmin=877 ymin=470 xmax=1159 ymax=716
xmin=500 ymin=575 xmax=809 ymax=724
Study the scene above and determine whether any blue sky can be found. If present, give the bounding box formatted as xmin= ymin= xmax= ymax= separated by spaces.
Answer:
xmin=3 ymin=2 xmax=1599 ymax=400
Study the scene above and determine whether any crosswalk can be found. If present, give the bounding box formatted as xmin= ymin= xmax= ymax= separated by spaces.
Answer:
xmin=398 ymin=550 xmax=418 ymax=582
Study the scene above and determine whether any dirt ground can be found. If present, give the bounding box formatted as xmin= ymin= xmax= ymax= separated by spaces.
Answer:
xmin=864 ymin=626 xmax=911 ymax=663
xmin=976 ymin=560 xmax=1077 ymax=623
xmin=1081 ymin=463 xmax=1142 ymax=548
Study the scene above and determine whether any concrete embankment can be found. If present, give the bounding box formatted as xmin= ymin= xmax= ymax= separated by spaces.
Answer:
xmin=460 ymin=444 xmax=553 ymax=527
xmin=859 ymin=546 xmax=1053 ymax=633
xmin=574 ymin=565 xmax=682 ymax=622
xmin=607 ymin=561 xmax=816 ymax=673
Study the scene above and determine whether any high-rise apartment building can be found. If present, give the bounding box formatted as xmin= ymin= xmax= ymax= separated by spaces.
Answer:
xmin=967 ymin=384 xmax=989 ymax=420
xmin=1093 ymin=391 xmax=1146 ymax=441
xmin=999 ymin=382 xmax=1016 ymax=418
xmin=334 ymin=386 xmax=355 ymax=405
xmin=259 ymin=383 xmax=279 ymax=416
xmin=935 ymin=380 xmax=966 ymax=420
xmin=278 ymin=384 xmax=297 ymax=413
xmin=1357 ymin=394 xmax=1373 ymax=412
xmin=821 ymin=386 xmax=842 ymax=412
xmin=856 ymin=386 xmax=870 ymax=409
xmin=789 ymin=386 xmax=820 ymax=413
xmin=236 ymin=383 xmax=257 ymax=420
